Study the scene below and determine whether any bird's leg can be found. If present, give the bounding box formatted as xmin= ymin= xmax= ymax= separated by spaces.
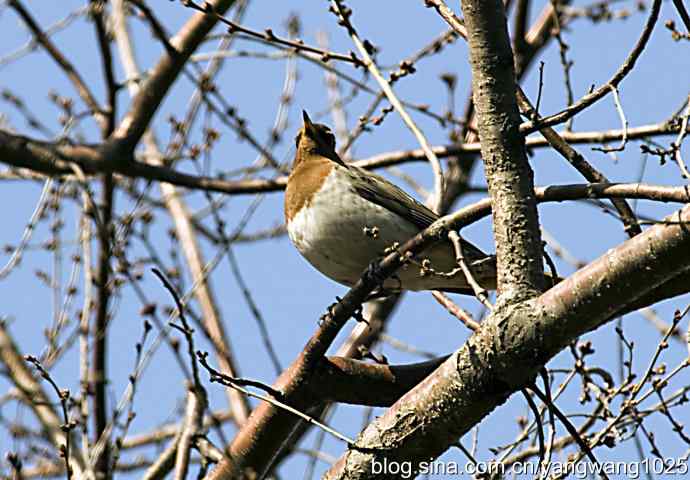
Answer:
xmin=364 ymin=257 xmax=387 ymax=287
xmin=352 ymin=304 xmax=369 ymax=324
xmin=318 ymin=296 xmax=342 ymax=326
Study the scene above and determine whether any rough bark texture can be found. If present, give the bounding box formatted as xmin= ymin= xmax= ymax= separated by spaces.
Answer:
xmin=462 ymin=0 xmax=545 ymax=301
xmin=323 ymin=204 xmax=690 ymax=479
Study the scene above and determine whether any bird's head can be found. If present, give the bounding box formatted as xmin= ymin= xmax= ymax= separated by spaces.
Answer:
xmin=293 ymin=111 xmax=338 ymax=166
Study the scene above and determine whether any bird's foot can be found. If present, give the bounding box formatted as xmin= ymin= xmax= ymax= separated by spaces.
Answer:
xmin=318 ymin=296 xmax=342 ymax=326
xmin=364 ymin=259 xmax=387 ymax=287
xmin=352 ymin=304 xmax=369 ymax=324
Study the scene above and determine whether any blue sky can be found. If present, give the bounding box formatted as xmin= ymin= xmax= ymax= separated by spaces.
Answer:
xmin=1 ymin=0 xmax=689 ymax=478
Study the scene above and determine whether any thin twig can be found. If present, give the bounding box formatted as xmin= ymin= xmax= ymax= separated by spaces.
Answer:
xmin=592 ymin=85 xmax=629 ymax=153
xmin=197 ymin=352 xmax=357 ymax=446
xmin=529 ymin=384 xmax=610 ymax=480
xmin=152 ymin=268 xmax=203 ymax=390
xmin=520 ymin=0 xmax=662 ymax=133
xmin=521 ymin=389 xmax=546 ymax=477
xmin=448 ymin=231 xmax=492 ymax=309
xmin=330 ymin=0 xmax=446 ymax=212
xmin=431 ymin=291 xmax=481 ymax=331
xmin=671 ymin=95 xmax=690 ymax=179
xmin=24 ymin=355 xmax=75 ymax=480
xmin=178 ymin=0 xmax=364 ymax=67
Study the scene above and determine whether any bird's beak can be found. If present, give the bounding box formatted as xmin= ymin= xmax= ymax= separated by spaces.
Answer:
xmin=302 ymin=110 xmax=313 ymax=127
xmin=302 ymin=110 xmax=316 ymax=137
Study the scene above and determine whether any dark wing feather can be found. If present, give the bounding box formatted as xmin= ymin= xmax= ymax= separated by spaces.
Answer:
xmin=348 ymin=165 xmax=491 ymax=259
xmin=349 ymin=165 xmax=438 ymax=229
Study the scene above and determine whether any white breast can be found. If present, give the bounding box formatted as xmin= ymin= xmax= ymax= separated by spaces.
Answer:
xmin=287 ymin=167 xmax=420 ymax=287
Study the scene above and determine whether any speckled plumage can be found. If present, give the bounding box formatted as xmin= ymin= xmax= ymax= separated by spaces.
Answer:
xmin=284 ymin=111 xmax=497 ymax=293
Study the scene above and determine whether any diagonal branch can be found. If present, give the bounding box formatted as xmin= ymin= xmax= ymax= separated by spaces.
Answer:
xmin=671 ymin=0 xmax=690 ymax=34
xmin=515 ymin=86 xmax=642 ymax=237
xmin=112 ymin=0 xmax=238 ymax=152
xmin=520 ymin=0 xmax=662 ymax=133
xmin=8 ymin=0 xmax=107 ymax=132
xmin=323 ymin=203 xmax=690 ymax=479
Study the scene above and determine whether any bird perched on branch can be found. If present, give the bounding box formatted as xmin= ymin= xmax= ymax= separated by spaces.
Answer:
xmin=284 ymin=111 xmax=497 ymax=294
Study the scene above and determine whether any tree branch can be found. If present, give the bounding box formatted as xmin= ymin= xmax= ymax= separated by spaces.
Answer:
xmin=324 ymin=203 xmax=690 ymax=479
xmin=112 ymin=0 xmax=239 ymax=152
xmin=7 ymin=0 xmax=107 ymax=132
xmin=462 ymin=0 xmax=544 ymax=300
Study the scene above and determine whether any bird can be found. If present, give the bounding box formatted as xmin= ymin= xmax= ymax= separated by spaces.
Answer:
xmin=284 ymin=110 xmax=497 ymax=294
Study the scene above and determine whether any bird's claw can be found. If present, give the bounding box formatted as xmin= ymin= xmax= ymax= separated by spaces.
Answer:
xmin=364 ymin=259 xmax=386 ymax=287
xmin=352 ymin=304 xmax=369 ymax=324
xmin=318 ymin=296 xmax=342 ymax=325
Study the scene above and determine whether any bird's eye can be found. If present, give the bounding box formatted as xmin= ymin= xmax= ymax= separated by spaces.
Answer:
xmin=324 ymin=132 xmax=335 ymax=148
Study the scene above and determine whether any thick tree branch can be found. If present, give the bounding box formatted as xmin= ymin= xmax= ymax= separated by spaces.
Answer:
xmin=324 ymin=203 xmax=690 ymax=479
xmin=314 ymin=356 xmax=447 ymax=407
xmin=2 ymin=122 xmax=688 ymax=194
xmin=462 ymin=0 xmax=544 ymax=299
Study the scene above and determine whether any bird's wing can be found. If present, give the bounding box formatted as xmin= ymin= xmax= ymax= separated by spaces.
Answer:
xmin=348 ymin=165 xmax=490 ymax=260
xmin=349 ymin=165 xmax=438 ymax=229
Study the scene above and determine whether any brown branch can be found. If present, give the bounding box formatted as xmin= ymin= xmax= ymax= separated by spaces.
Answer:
xmin=672 ymin=0 xmax=690 ymax=34
xmin=461 ymin=0 xmax=545 ymax=300
xmin=92 ymin=173 xmax=114 ymax=478
xmin=3 ymin=130 xmax=688 ymax=210
xmin=454 ymin=182 xmax=690 ymax=224
xmin=516 ymin=0 xmax=570 ymax=78
xmin=512 ymin=0 xmax=531 ymax=55
xmin=7 ymin=0 xmax=107 ymax=132
xmin=431 ymin=291 xmax=481 ymax=330
xmin=142 ymin=430 xmax=182 ymax=480
xmin=515 ymin=86 xmax=642 ymax=237
xmin=111 ymin=0 xmax=239 ymax=151
xmin=323 ymin=203 xmax=690 ymax=479
xmin=127 ymin=0 xmax=177 ymax=57
xmin=520 ymin=0 xmax=662 ymax=133
xmin=314 ymin=356 xmax=447 ymax=407
xmin=89 ymin=0 xmax=118 ymax=135
xmin=3 ymin=122 xmax=688 ymax=195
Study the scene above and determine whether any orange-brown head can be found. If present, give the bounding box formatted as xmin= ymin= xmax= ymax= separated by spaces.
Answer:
xmin=292 ymin=110 xmax=341 ymax=167
xmin=285 ymin=111 xmax=344 ymax=223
